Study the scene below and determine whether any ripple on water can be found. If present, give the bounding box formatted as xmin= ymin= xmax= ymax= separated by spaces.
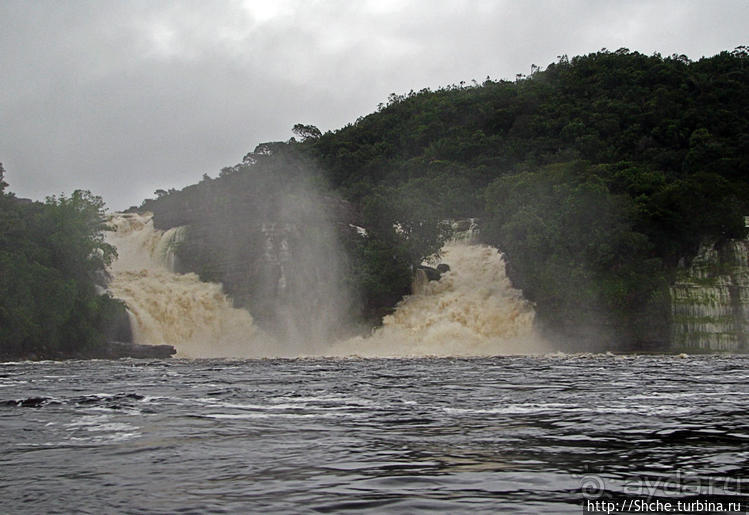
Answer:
xmin=0 ymin=355 xmax=747 ymax=513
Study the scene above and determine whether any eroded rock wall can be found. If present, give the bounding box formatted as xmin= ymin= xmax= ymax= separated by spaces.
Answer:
xmin=671 ymin=239 xmax=749 ymax=351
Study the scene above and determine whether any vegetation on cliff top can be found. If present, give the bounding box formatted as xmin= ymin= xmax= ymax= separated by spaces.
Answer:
xmin=0 ymin=164 xmax=127 ymax=359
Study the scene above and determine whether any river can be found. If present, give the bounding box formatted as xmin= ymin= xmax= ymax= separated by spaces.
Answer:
xmin=2 ymin=354 xmax=748 ymax=513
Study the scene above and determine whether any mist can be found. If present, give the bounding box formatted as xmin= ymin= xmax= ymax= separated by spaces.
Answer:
xmin=256 ymin=174 xmax=355 ymax=351
xmin=132 ymin=146 xmax=359 ymax=356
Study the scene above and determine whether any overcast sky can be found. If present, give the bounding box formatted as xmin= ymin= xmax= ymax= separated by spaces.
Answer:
xmin=1 ymin=0 xmax=747 ymax=210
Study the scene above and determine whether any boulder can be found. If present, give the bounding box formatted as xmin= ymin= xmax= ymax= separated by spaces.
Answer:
xmin=415 ymin=265 xmax=441 ymax=281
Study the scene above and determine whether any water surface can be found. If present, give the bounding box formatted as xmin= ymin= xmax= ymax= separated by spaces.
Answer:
xmin=2 ymin=355 xmax=748 ymax=513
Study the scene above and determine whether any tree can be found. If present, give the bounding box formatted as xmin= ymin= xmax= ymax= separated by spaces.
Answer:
xmin=0 ymin=187 xmax=122 ymax=358
xmin=292 ymin=123 xmax=322 ymax=142
xmin=0 ymin=162 xmax=7 ymax=193
xmin=483 ymin=161 xmax=666 ymax=347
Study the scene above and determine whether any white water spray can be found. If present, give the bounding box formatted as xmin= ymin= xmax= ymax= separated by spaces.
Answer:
xmin=105 ymin=212 xmax=273 ymax=358
xmin=328 ymin=240 xmax=547 ymax=357
xmin=106 ymin=213 xmax=544 ymax=357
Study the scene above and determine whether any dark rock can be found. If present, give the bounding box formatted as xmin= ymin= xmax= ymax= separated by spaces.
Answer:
xmin=98 ymin=341 xmax=176 ymax=359
xmin=416 ymin=265 xmax=441 ymax=282
xmin=436 ymin=263 xmax=451 ymax=273
xmin=2 ymin=397 xmax=49 ymax=408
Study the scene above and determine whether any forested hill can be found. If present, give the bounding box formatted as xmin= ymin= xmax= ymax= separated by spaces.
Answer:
xmin=148 ymin=48 xmax=749 ymax=349
xmin=312 ymin=48 xmax=749 ymax=201
xmin=0 ymin=165 xmax=131 ymax=359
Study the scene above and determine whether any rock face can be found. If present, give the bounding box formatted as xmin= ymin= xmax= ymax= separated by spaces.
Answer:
xmin=415 ymin=265 xmax=442 ymax=282
xmin=670 ymin=238 xmax=749 ymax=351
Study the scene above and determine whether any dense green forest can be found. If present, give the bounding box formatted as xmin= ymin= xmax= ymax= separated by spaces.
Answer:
xmin=0 ymin=164 xmax=127 ymax=359
xmin=150 ymin=48 xmax=748 ymax=348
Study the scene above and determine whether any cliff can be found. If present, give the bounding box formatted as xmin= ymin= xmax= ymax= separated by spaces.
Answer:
xmin=670 ymin=228 xmax=749 ymax=351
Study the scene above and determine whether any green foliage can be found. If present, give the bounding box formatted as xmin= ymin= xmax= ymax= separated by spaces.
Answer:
xmin=343 ymin=233 xmax=413 ymax=321
xmin=621 ymin=169 xmax=746 ymax=264
xmin=292 ymin=123 xmax=322 ymax=142
xmin=0 ymin=182 xmax=123 ymax=359
xmin=0 ymin=162 xmax=7 ymax=194
xmin=483 ymin=161 xmax=667 ymax=344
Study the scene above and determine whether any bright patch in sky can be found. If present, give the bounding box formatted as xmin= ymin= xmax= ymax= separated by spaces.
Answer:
xmin=242 ymin=0 xmax=293 ymax=23
xmin=149 ymin=22 xmax=178 ymax=57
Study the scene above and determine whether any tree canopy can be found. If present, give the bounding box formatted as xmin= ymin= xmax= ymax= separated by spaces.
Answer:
xmin=0 ymin=177 xmax=125 ymax=359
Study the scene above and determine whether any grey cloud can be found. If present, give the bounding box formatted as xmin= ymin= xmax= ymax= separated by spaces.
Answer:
xmin=1 ymin=0 xmax=746 ymax=210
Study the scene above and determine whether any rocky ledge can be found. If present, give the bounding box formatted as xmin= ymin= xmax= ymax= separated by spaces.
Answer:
xmin=96 ymin=341 xmax=177 ymax=359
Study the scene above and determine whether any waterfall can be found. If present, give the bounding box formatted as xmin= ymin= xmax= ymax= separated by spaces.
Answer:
xmin=105 ymin=212 xmax=273 ymax=358
xmin=329 ymin=240 xmax=547 ymax=357
xmin=106 ymin=213 xmax=544 ymax=357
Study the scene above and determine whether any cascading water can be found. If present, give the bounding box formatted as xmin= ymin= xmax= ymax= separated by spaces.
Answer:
xmin=106 ymin=213 xmax=544 ymax=357
xmin=105 ymin=212 xmax=273 ymax=358
xmin=329 ymin=240 xmax=547 ymax=357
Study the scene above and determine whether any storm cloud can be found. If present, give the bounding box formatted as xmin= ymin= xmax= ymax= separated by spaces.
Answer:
xmin=1 ymin=0 xmax=746 ymax=210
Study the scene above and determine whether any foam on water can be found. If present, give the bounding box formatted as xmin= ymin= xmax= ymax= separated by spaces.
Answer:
xmin=107 ymin=213 xmax=546 ymax=357
xmin=328 ymin=241 xmax=548 ymax=357
xmin=106 ymin=212 xmax=273 ymax=358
